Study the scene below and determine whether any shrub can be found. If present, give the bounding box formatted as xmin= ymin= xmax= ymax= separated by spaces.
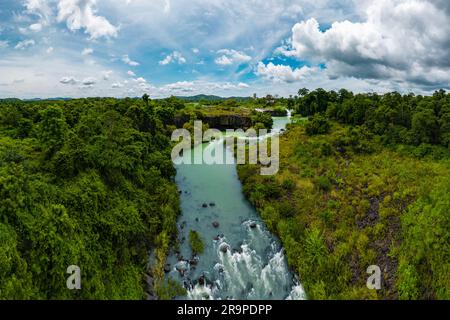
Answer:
xmin=188 ymin=230 xmax=204 ymax=255
xmin=316 ymin=176 xmax=332 ymax=192
xmin=278 ymin=200 xmax=296 ymax=218
xmin=154 ymin=278 xmax=187 ymax=300
xmin=305 ymin=114 xmax=330 ymax=136
xmin=281 ymin=178 xmax=296 ymax=191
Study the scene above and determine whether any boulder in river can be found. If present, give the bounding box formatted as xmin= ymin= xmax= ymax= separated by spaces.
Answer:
xmin=202 ymin=203 xmax=208 ymax=208
xmin=198 ymin=275 xmax=206 ymax=286
xmin=219 ymin=243 xmax=230 ymax=254
xmin=209 ymin=202 xmax=216 ymax=207
xmin=249 ymin=222 xmax=257 ymax=229
xmin=164 ymin=264 xmax=171 ymax=273
xmin=212 ymin=221 xmax=220 ymax=228
xmin=175 ymin=261 xmax=188 ymax=276
xmin=233 ymin=247 xmax=243 ymax=254
xmin=189 ymin=255 xmax=199 ymax=266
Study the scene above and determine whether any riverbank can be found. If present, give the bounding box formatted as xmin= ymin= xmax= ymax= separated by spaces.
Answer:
xmin=237 ymin=121 xmax=450 ymax=299
xmin=164 ymin=116 xmax=306 ymax=300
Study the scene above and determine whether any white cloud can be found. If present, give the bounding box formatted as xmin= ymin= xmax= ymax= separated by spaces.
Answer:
xmin=46 ymin=46 xmax=54 ymax=54
xmin=122 ymin=54 xmax=140 ymax=66
xmin=159 ymin=51 xmax=186 ymax=65
xmin=57 ymin=0 xmax=118 ymax=40
xmin=29 ymin=23 xmax=43 ymax=32
xmin=256 ymin=62 xmax=318 ymax=83
xmin=82 ymin=48 xmax=94 ymax=56
xmin=215 ymin=49 xmax=251 ymax=66
xmin=60 ymin=76 xmax=78 ymax=85
xmin=112 ymin=82 xmax=124 ymax=88
xmin=158 ymin=80 xmax=251 ymax=96
xmin=279 ymin=0 xmax=450 ymax=87
xmin=163 ymin=0 xmax=171 ymax=13
xmin=82 ymin=77 xmax=96 ymax=86
xmin=162 ymin=81 xmax=195 ymax=92
xmin=24 ymin=0 xmax=52 ymax=24
xmin=127 ymin=70 xmax=136 ymax=77
xmin=134 ymin=77 xmax=146 ymax=83
xmin=102 ymin=70 xmax=113 ymax=80
xmin=192 ymin=48 xmax=199 ymax=54
xmin=0 ymin=41 xmax=9 ymax=49
xmin=15 ymin=39 xmax=36 ymax=50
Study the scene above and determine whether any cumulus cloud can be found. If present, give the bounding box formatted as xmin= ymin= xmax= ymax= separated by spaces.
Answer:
xmin=60 ymin=76 xmax=78 ymax=85
xmin=215 ymin=49 xmax=251 ymax=66
xmin=46 ymin=46 xmax=54 ymax=54
xmin=24 ymin=0 xmax=52 ymax=24
xmin=163 ymin=0 xmax=171 ymax=13
xmin=279 ymin=0 xmax=450 ymax=87
xmin=0 ymin=41 xmax=9 ymax=49
xmin=158 ymin=80 xmax=251 ymax=95
xmin=57 ymin=0 xmax=118 ymax=40
xmin=162 ymin=81 xmax=195 ymax=92
xmin=15 ymin=39 xmax=36 ymax=50
xmin=127 ymin=70 xmax=136 ymax=77
xmin=122 ymin=54 xmax=140 ymax=66
xmin=256 ymin=62 xmax=318 ymax=83
xmin=29 ymin=23 xmax=43 ymax=32
xmin=102 ymin=70 xmax=113 ymax=80
xmin=81 ymin=77 xmax=96 ymax=86
xmin=133 ymin=77 xmax=147 ymax=84
xmin=82 ymin=48 xmax=93 ymax=55
xmin=159 ymin=51 xmax=186 ymax=65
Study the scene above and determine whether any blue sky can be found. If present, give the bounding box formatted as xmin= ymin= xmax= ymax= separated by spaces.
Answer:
xmin=0 ymin=0 xmax=449 ymax=99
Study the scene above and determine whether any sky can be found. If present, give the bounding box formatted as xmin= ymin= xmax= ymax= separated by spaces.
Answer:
xmin=0 ymin=0 xmax=449 ymax=99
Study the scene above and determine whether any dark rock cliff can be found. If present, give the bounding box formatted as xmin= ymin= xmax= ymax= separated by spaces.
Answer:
xmin=173 ymin=114 xmax=252 ymax=130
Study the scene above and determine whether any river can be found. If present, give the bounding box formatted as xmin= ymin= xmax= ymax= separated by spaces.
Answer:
xmin=165 ymin=113 xmax=306 ymax=300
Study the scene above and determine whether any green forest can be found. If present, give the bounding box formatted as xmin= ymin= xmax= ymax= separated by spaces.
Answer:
xmin=238 ymin=89 xmax=450 ymax=299
xmin=0 ymin=97 xmax=182 ymax=299
xmin=0 ymin=89 xmax=449 ymax=300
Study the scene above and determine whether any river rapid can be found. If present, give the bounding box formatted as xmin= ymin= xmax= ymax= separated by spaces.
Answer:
xmin=165 ymin=113 xmax=306 ymax=300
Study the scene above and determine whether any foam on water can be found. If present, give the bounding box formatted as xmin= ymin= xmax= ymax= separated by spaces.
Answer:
xmin=166 ymin=115 xmax=306 ymax=300
xmin=181 ymin=220 xmax=306 ymax=300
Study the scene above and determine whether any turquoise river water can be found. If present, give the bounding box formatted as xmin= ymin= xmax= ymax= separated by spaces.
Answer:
xmin=165 ymin=113 xmax=306 ymax=300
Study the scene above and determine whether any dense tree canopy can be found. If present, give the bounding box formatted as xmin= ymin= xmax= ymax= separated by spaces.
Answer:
xmin=291 ymin=89 xmax=450 ymax=149
xmin=0 ymin=97 xmax=181 ymax=299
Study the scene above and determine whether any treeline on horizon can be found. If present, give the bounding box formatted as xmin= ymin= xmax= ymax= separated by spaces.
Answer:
xmin=290 ymin=88 xmax=450 ymax=151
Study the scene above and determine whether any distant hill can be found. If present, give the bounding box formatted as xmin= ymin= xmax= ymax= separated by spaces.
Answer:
xmin=175 ymin=94 xmax=252 ymax=102
xmin=0 ymin=98 xmax=23 ymax=103
xmin=24 ymin=97 xmax=72 ymax=102
xmin=1 ymin=95 xmax=252 ymax=103
xmin=0 ymin=98 xmax=73 ymax=102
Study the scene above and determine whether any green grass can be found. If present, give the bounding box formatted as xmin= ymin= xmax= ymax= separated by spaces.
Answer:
xmin=238 ymin=121 xmax=450 ymax=299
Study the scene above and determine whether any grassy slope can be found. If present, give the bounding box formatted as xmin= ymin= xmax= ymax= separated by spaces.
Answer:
xmin=237 ymin=122 xmax=450 ymax=299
